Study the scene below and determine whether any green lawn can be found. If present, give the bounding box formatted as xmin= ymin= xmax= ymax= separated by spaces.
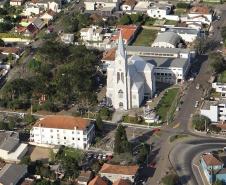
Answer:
xmin=174 ymin=8 xmax=187 ymax=16
xmin=156 ymin=88 xmax=179 ymax=122
xmin=132 ymin=29 xmax=158 ymax=46
xmin=164 ymin=20 xmax=178 ymax=26
xmin=218 ymin=70 xmax=226 ymax=83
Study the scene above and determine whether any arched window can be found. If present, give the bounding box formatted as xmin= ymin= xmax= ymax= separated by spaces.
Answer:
xmin=118 ymin=89 xmax=123 ymax=98
xmin=121 ymin=72 xmax=124 ymax=83
xmin=117 ymin=72 xmax=120 ymax=83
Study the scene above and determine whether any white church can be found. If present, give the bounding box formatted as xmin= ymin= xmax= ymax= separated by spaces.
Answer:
xmin=106 ymin=32 xmax=156 ymax=110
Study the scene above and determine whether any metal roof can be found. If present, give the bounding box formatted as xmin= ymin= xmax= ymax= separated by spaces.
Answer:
xmin=153 ymin=32 xmax=181 ymax=46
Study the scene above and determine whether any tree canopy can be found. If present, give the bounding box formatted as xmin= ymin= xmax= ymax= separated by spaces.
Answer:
xmin=192 ymin=114 xmax=211 ymax=131
xmin=161 ymin=174 xmax=179 ymax=185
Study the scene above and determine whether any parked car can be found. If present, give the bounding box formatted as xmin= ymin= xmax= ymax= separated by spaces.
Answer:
xmin=196 ymin=83 xmax=200 ymax=90
xmin=194 ymin=101 xmax=199 ymax=108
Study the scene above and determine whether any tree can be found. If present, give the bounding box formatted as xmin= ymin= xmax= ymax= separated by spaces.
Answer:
xmin=137 ymin=143 xmax=149 ymax=164
xmin=118 ymin=14 xmax=132 ymax=25
xmin=0 ymin=121 xmax=8 ymax=130
xmin=20 ymin=156 xmax=31 ymax=165
xmin=0 ymin=39 xmax=4 ymax=46
xmin=96 ymin=114 xmax=103 ymax=131
xmin=130 ymin=14 xmax=143 ymax=24
xmin=24 ymin=114 xmax=37 ymax=125
xmin=8 ymin=120 xmax=15 ymax=130
xmin=214 ymin=180 xmax=223 ymax=185
xmin=194 ymin=38 xmax=208 ymax=54
xmin=209 ymin=124 xmax=221 ymax=133
xmin=91 ymin=160 xmax=101 ymax=174
xmin=176 ymin=2 xmax=190 ymax=9
xmin=114 ymin=124 xmax=131 ymax=154
xmin=162 ymin=174 xmax=179 ymax=185
xmin=192 ymin=114 xmax=211 ymax=131
xmin=209 ymin=52 xmax=225 ymax=73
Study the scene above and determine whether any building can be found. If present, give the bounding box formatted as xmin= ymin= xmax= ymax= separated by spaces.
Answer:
xmin=200 ymin=153 xmax=226 ymax=184
xmin=10 ymin=0 xmax=24 ymax=6
xmin=30 ymin=115 xmax=95 ymax=150
xmin=212 ymin=82 xmax=226 ymax=98
xmin=106 ymin=32 xmax=155 ymax=110
xmin=133 ymin=1 xmax=150 ymax=12
xmin=61 ymin=34 xmax=74 ymax=44
xmin=188 ymin=6 xmax=213 ymax=23
xmin=147 ymin=3 xmax=172 ymax=19
xmin=120 ymin=0 xmax=136 ymax=11
xmin=88 ymin=176 xmax=108 ymax=185
xmin=80 ymin=26 xmax=104 ymax=42
xmin=78 ymin=171 xmax=93 ymax=185
xmin=0 ymin=164 xmax=27 ymax=185
xmin=84 ymin=0 xmax=121 ymax=11
xmin=40 ymin=11 xmax=55 ymax=23
xmin=0 ymin=132 xmax=28 ymax=162
xmin=22 ymin=3 xmax=41 ymax=16
xmin=151 ymin=32 xmax=182 ymax=48
xmin=112 ymin=179 xmax=132 ymax=185
xmin=200 ymin=100 xmax=226 ymax=122
xmin=0 ymin=47 xmax=23 ymax=59
xmin=99 ymin=163 xmax=139 ymax=182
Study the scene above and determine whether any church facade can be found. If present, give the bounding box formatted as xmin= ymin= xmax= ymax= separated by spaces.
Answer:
xmin=106 ymin=32 xmax=156 ymax=110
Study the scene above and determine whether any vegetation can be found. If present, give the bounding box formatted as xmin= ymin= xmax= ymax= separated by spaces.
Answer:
xmin=192 ymin=114 xmax=211 ymax=131
xmin=176 ymin=2 xmax=190 ymax=9
xmin=214 ymin=180 xmax=224 ymax=185
xmin=161 ymin=174 xmax=179 ymax=185
xmin=118 ymin=14 xmax=143 ymax=25
xmin=164 ymin=20 xmax=178 ymax=26
xmin=209 ymin=124 xmax=221 ymax=133
xmin=209 ymin=52 xmax=226 ymax=74
xmin=144 ymin=17 xmax=156 ymax=26
xmin=217 ymin=70 xmax=226 ymax=83
xmin=95 ymin=114 xmax=103 ymax=131
xmin=137 ymin=143 xmax=150 ymax=164
xmin=132 ymin=28 xmax=158 ymax=46
xmin=114 ymin=124 xmax=131 ymax=154
xmin=194 ymin=38 xmax=209 ymax=54
xmin=156 ymin=88 xmax=179 ymax=122
xmin=0 ymin=41 xmax=101 ymax=112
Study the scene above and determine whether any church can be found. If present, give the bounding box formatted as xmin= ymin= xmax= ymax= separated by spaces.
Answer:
xmin=106 ymin=32 xmax=156 ymax=110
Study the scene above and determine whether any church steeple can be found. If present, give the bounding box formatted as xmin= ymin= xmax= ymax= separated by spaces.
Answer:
xmin=117 ymin=31 xmax=126 ymax=59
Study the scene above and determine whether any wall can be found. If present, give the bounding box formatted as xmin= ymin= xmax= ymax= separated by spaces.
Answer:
xmin=165 ymin=15 xmax=180 ymax=21
xmin=200 ymin=105 xmax=218 ymax=122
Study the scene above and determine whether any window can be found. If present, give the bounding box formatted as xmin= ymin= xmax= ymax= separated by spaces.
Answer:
xmin=78 ymin=138 xmax=80 ymax=140
xmin=64 ymin=137 xmax=66 ymax=140
xmin=72 ymin=131 xmax=74 ymax=134
xmin=50 ymin=129 xmax=53 ymax=132
xmin=118 ymin=89 xmax=123 ymax=98
xmin=51 ymin=136 xmax=53 ymax=138
xmin=121 ymin=72 xmax=124 ymax=83
xmin=72 ymin=137 xmax=75 ymax=140
xmin=57 ymin=130 xmax=59 ymax=132
xmin=117 ymin=72 xmax=120 ymax=83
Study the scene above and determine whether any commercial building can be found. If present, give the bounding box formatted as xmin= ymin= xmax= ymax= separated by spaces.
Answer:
xmin=30 ymin=115 xmax=95 ymax=150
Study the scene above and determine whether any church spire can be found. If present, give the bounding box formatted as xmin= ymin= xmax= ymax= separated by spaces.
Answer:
xmin=117 ymin=31 xmax=126 ymax=59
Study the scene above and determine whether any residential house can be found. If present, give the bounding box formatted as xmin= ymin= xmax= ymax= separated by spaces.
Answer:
xmin=84 ymin=0 xmax=121 ymax=11
xmin=61 ymin=33 xmax=74 ymax=44
xmin=0 ymin=47 xmax=23 ymax=59
xmin=40 ymin=10 xmax=55 ymax=23
xmin=77 ymin=171 xmax=93 ymax=185
xmin=200 ymin=100 xmax=226 ymax=122
xmin=10 ymin=0 xmax=24 ymax=6
xmin=22 ymin=3 xmax=41 ymax=16
xmin=99 ymin=163 xmax=139 ymax=182
xmin=120 ymin=0 xmax=136 ymax=11
xmin=80 ymin=26 xmax=104 ymax=42
xmin=0 ymin=164 xmax=27 ymax=185
xmin=25 ymin=0 xmax=61 ymax=13
xmin=112 ymin=179 xmax=132 ymax=185
xmin=200 ymin=153 xmax=226 ymax=184
xmin=212 ymin=82 xmax=226 ymax=98
xmin=188 ymin=6 xmax=213 ymax=24
xmin=30 ymin=115 xmax=95 ymax=149
xmin=0 ymin=131 xmax=28 ymax=162
xmin=151 ymin=32 xmax=182 ymax=48
xmin=147 ymin=3 xmax=172 ymax=19
xmin=88 ymin=176 xmax=108 ymax=185
xmin=133 ymin=1 xmax=150 ymax=12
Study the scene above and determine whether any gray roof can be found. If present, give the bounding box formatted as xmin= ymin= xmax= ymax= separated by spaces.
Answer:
xmin=153 ymin=32 xmax=181 ymax=46
xmin=126 ymin=46 xmax=190 ymax=56
xmin=202 ymin=99 xmax=226 ymax=110
xmin=33 ymin=18 xmax=46 ymax=30
xmin=166 ymin=27 xmax=199 ymax=35
xmin=0 ymin=164 xmax=27 ymax=185
xmin=141 ymin=56 xmax=188 ymax=68
xmin=0 ymin=131 xmax=19 ymax=152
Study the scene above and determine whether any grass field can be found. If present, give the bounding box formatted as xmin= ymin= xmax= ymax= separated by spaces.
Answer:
xmin=164 ymin=20 xmax=178 ymax=26
xmin=156 ymin=88 xmax=179 ymax=122
xmin=218 ymin=70 xmax=226 ymax=83
xmin=132 ymin=29 xmax=158 ymax=46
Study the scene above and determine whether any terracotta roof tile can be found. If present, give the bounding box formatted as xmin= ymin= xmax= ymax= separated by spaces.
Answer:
xmin=122 ymin=0 xmax=136 ymax=7
xmin=88 ymin=176 xmax=108 ymax=185
xmin=0 ymin=47 xmax=21 ymax=54
xmin=190 ymin=6 xmax=209 ymax=14
xmin=99 ymin=164 xmax=139 ymax=175
xmin=202 ymin=154 xmax=223 ymax=166
xmin=113 ymin=179 xmax=132 ymax=185
xmin=102 ymin=48 xmax=116 ymax=61
xmin=34 ymin=115 xmax=90 ymax=130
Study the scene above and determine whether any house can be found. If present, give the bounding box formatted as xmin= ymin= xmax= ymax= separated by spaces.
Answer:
xmin=0 ymin=164 xmax=27 ymax=185
xmin=106 ymin=32 xmax=155 ymax=110
xmin=0 ymin=131 xmax=28 ymax=162
xmin=200 ymin=153 xmax=226 ymax=184
xmin=0 ymin=47 xmax=23 ymax=59
xmin=112 ymin=179 xmax=132 ymax=185
xmin=33 ymin=18 xmax=46 ymax=30
xmin=120 ymin=0 xmax=136 ymax=11
xmin=200 ymin=100 xmax=226 ymax=122
xmin=22 ymin=3 xmax=41 ymax=16
xmin=30 ymin=115 xmax=95 ymax=149
xmin=151 ymin=32 xmax=182 ymax=48
xmin=133 ymin=1 xmax=150 ymax=12
xmin=10 ymin=0 xmax=24 ymax=6
xmin=78 ymin=171 xmax=93 ymax=185
xmin=88 ymin=176 xmax=108 ymax=185
xmin=147 ymin=3 xmax=172 ymax=19
xmin=61 ymin=33 xmax=74 ymax=44
xmin=188 ymin=6 xmax=213 ymax=24
xmin=212 ymin=82 xmax=226 ymax=98
xmin=99 ymin=163 xmax=139 ymax=182
xmin=80 ymin=26 xmax=104 ymax=42
xmin=84 ymin=0 xmax=121 ymax=11
xmin=25 ymin=23 xmax=39 ymax=37
xmin=163 ymin=27 xmax=201 ymax=43
xmin=40 ymin=10 xmax=55 ymax=23
xmin=25 ymin=0 xmax=61 ymax=13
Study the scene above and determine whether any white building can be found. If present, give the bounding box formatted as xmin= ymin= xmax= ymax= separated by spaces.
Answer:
xmin=80 ymin=26 xmax=104 ymax=42
xmin=99 ymin=163 xmax=139 ymax=183
xmin=147 ymin=3 xmax=172 ymax=19
xmin=0 ymin=132 xmax=28 ymax=163
xmin=120 ymin=0 xmax=136 ymax=11
xmin=106 ymin=32 xmax=155 ymax=110
xmin=22 ymin=4 xmax=41 ymax=16
xmin=188 ymin=6 xmax=213 ymax=24
xmin=200 ymin=100 xmax=226 ymax=122
xmin=133 ymin=1 xmax=150 ymax=12
xmin=151 ymin=32 xmax=181 ymax=48
xmin=84 ymin=0 xmax=121 ymax=11
xmin=30 ymin=115 xmax=95 ymax=150
xmin=61 ymin=33 xmax=74 ymax=44
xmin=212 ymin=82 xmax=226 ymax=98
xmin=10 ymin=0 xmax=24 ymax=6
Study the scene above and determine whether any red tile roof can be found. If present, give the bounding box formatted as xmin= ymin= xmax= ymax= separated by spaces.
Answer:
xmin=88 ymin=176 xmax=108 ymax=185
xmin=122 ymin=0 xmax=136 ymax=7
xmin=113 ymin=179 xmax=132 ymax=185
xmin=190 ymin=6 xmax=209 ymax=14
xmin=102 ymin=48 xmax=116 ymax=61
xmin=99 ymin=164 xmax=139 ymax=175
xmin=34 ymin=115 xmax=90 ymax=130
xmin=0 ymin=47 xmax=21 ymax=54
xmin=202 ymin=154 xmax=223 ymax=166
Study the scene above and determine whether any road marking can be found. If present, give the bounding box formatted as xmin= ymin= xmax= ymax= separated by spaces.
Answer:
xmin=173 ymin=123 xmax=180 ymax=128
xmin=192 ymin=163 xmax=207 ymax=185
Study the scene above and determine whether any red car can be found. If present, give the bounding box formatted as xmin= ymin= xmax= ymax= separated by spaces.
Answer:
xmin=148 ymin=162 xmax=156 ymax=168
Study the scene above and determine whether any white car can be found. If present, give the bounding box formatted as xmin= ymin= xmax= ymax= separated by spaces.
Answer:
xmin=194 ymin=101 xmax=199 ymax=108
xmin=196 ymin=83 xmax=200 ymax=90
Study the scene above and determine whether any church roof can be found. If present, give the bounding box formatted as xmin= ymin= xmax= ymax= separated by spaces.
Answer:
xmin=129 ymin=55 xmax=154 ymax=72
xmin=117 ymin=31 xmax=126 ymax=59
